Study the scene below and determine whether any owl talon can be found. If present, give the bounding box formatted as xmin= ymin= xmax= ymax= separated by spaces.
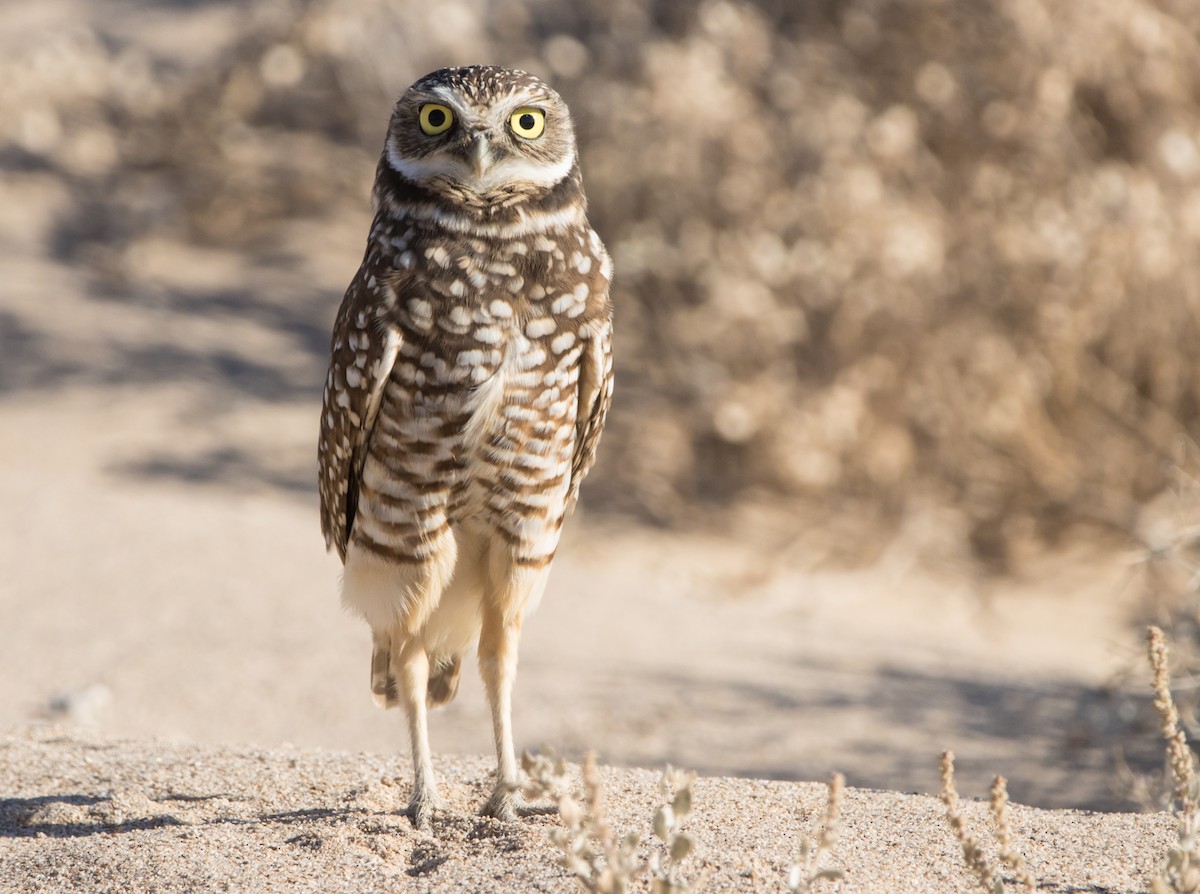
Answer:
xmin=407 ymin=791 xmax=443 ymax=832
xmin=479 ymin=790 xmax=556 ymax=822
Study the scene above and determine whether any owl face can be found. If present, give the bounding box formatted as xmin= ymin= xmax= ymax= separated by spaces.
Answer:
xmin=384 ymin=66 xmax=577 ymax=205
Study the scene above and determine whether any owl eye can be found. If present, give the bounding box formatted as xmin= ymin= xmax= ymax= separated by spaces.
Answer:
xmin=419 ymin=103 xmax=454 ymax=136
xmin=509 ymin=108 xmax=546 ymax=139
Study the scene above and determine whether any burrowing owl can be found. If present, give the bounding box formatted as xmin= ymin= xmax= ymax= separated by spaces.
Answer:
xmin=318 ymin=66 xmax=613 ymax=830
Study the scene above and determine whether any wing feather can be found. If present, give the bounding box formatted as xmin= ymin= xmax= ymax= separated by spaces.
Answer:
xmin=318 ymin=271 xmax=401 ymax=561
xmin=567 ymin=310 xmax=614 ymax=512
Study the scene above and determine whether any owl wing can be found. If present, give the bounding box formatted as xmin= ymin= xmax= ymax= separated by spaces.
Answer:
xmin=318 ymin=271 xmax=401 ymax=562
xmin=567 ymin=307 xmax=615 ymax=512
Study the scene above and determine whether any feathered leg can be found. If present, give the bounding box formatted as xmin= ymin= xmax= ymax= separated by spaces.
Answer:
xmin=393 ymin=637 xmax=441 ymax=831
xmin=477 ymin=558 xmax=556 ymax=821
xmin=478 ymin=608 xmax=522 ymax=821
xmin=342 ymin=539 xmax=457 ymax=831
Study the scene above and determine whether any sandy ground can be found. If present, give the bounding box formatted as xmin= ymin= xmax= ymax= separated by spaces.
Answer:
xmin=0 ymin=725 xmax=1177 ymax=893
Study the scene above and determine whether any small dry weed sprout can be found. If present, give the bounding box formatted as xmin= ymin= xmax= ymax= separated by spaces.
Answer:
xmin=987 ymin=776 xmax=1037 ymax=893
xmin=649 ymin=765 xmax=702 ymax=894
xmin=521 ymin=750 xmax=703 ymax=894
xmin=1148 ymin=625 xmax=1200 ymax=894
xmin=786 ymin=772 xmax=845 ymax=892
xmin=939 ymin=751 xmax=1036 ymax=893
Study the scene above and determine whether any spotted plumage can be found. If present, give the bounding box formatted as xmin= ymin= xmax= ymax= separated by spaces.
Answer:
xmin=317 ymin=66 xmax=613 ymax=829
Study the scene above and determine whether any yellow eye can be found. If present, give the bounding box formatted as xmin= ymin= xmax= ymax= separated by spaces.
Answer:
xmin=509 ymin=107 xmax=546 ymax=139
xmin=419 ymin=103 xmax=454 ymax=136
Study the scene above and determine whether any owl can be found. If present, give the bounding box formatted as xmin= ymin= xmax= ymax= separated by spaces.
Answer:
xmin=317 ymin=66 xmax=613 ymax=830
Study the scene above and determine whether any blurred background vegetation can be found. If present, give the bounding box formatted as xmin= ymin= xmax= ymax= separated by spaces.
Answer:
xmin=5 ymin=0 xmax=1200 ymax=568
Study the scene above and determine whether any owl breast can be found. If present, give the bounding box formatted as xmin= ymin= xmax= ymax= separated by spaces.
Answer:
xmin=348 ymin=216 xmax=609 ymax=565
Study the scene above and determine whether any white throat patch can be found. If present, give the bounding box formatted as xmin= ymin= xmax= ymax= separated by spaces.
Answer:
xmin=387 ymin=142 xmax=576 ymax=195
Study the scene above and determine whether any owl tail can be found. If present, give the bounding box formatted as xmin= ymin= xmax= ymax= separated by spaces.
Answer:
xmin=370 ymin=633 xmax=463 ymax=710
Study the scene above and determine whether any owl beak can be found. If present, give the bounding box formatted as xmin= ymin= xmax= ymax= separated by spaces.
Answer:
xmin=468 ymin=133 xmax=491 ymax=178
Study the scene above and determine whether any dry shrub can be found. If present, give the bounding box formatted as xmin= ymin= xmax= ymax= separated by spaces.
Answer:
xmin=521 ymin=750 xmax=704 ymax=893
xmin=6 ymin=0 xmax=1200 ymax=561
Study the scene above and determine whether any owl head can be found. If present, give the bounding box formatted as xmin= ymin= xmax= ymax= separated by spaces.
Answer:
xmin=383 ymin=66 xmax=578 ymax=207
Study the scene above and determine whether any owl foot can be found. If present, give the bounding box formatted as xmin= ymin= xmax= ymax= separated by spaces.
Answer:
xmin=479 ymin=788 xmax=557 ymax=823
xmin=406 ymin=789 xmax=444 ymax=833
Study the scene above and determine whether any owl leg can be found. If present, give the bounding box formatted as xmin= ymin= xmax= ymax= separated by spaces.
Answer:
xmin=342 ymin=539 xmax=459 ymax=830
xmin=478 ymin=559 xmax=555 ymax=821
xmin=392 ymin=636 xmax=442 ymax=831
xmin=477 ymin=607 xmax=523 ymax=821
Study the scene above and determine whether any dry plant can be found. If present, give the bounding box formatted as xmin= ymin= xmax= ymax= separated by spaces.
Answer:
xmin=939 ymin=752 xmax=999 ymax=893
xmin=523 ymin=751 xmax=848 ymax=893
xmin=648 ymin=765 xmax=703 ymax=894
xmin=786 ymin=772 xmax=845 ymax=893
xmin=1148 ymin=625 xmax=1200 ymax=894
xmin=939 ymin=751 xmax=1037 ymax=894
xmin=987 ymin=776 xmax=1037 ymax=893
xmin=521 ymin=750 xmax=703 ymax=894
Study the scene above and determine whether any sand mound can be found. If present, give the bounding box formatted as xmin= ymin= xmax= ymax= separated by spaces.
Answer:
xmin=0 ymin=725 xmax=1174 ymax=893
